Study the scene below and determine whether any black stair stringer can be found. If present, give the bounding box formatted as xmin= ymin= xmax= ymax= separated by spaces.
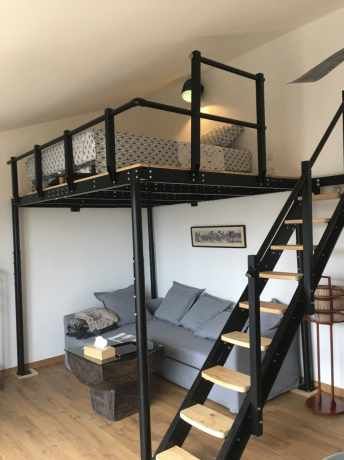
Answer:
xmin=216 ymin=195 xmax=344 ymax=460
xmin=155 ymin=185 xmax=304 ymax=456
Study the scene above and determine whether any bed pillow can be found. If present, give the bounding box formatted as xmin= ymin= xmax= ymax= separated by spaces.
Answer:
xmin=180 ymin=293 xmax=234 ymax=333
xmin=154 ymin=281 xmax=204 ymax=325
xmin=201 ymin=125 xmax=244 ymax=148
xmin=194 ymin=310 xmax=232 ymax=341
xmin=223 ymin=147 xmax=252 ymax=173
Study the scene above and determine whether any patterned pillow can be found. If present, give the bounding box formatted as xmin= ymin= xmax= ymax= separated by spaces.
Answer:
xmin=201 ymin=125 xmax=244 ymax=148
xmin=177 ymin=143 xmax=225 ymax=171
xmin=92 ymin=127 xmax=182 ymax=171
xmin=223 ymin=148 xmax=252 ymax=172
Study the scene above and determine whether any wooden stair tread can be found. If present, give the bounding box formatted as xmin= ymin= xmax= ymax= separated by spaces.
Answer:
xmin=239 ymin=300 xmax=287 ymax=315
xmin=284 ymin=218 xmax=330 ymax=224
xmin=202 ymin=365 xmax=250 ymax=392
xmin=180 ymin=404 xmax=234 ymax=439
xmin=221 ymin=331 xmax=272 ymax=351
xmin=271 ymin=244 xmax=303 ymax=251
xmin=259 ymin=271 xmax=303 ymax=281
xmin=156 ymin=446 xmax=199 ymax=460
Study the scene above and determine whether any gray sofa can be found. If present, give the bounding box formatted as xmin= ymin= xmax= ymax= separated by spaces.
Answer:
xmin=64 ymin=298 xmax=300 ymax=414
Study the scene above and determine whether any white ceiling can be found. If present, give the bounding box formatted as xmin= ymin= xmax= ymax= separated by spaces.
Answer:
xmin=1 ymin=0 xmax=343 ymax=131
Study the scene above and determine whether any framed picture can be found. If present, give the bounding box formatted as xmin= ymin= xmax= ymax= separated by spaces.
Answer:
xmin=191 ymin=225 xmax=247 ymax=248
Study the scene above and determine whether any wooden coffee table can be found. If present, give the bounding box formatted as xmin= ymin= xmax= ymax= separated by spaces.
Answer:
xmin=65 ymin=341 xmax=163 ymax=421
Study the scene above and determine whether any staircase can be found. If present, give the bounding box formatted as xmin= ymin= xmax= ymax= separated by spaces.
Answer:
xmin=155 ymin=101 xmax=344 ymax=459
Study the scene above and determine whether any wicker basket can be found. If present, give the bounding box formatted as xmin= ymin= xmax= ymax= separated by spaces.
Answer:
xmin=313 ymin=284 xmax=344 ymax=323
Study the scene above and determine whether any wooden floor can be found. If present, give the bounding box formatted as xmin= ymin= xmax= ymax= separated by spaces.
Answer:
xmin=0 ymin=364 xmax=343 ymax=459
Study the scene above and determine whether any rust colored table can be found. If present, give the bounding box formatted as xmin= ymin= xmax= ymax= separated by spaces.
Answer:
xmin=306 ymin=276 xmax=344 ymax=415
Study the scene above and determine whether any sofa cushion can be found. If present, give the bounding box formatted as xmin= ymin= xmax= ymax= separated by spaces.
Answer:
xmin=194 ymin=310 xmax=232 ymax=341
xmin=180 ymin=293 xmax=233 ymax=332
xmin=147 ymin=319 xmax=212 ymax=368
xmin=93 ymin=285 xmax=153 ymax=326
xmin=65 ymin=318 xmax=212 ymax=370
xmin=154 ymin=281 xmax=204 ymax=325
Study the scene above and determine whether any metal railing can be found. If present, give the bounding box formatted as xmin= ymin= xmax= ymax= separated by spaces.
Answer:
xmin=247 ymin=95 xmax=344 ymax=437
xmin=8 ymin=50 xmax=267 ymax=200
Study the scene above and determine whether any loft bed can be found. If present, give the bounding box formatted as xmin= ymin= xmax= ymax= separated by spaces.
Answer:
xmin=9 ymin=51 xmax=301 ymax=209
xmin=7 ymin=50 xmax=344 ymax=460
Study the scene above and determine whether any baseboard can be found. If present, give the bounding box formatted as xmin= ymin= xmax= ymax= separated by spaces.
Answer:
xmin=292 ymin=381 xmax=344 ymax=398
xmin=0 ymin=354 xmax=64 ymax=378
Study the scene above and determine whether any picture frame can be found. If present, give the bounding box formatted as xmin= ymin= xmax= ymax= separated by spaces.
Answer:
xmin=191 ymin=225 xmax=247 ymax=248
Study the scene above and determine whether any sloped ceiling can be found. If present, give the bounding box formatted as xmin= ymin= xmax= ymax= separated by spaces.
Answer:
xmin=1 ymin=0 xmax=343 ymax=130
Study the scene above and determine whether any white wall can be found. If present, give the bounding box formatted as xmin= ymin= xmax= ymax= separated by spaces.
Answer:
xmin=1 ymin=7 xmax=344 ymax=391
xmin=148 ymin=8 xmax=344 ymax=388
xmin=142 ymin=8 xmax=344 ymax=178
xmin=0 ymin=113 xmax=148 ymax=370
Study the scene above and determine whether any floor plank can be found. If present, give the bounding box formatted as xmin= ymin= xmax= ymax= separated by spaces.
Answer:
xmin=0 ymin=364 xmax=343 ymax=459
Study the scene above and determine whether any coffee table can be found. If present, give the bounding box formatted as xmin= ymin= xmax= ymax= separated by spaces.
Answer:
xmin=65 ymin=340 xmax=163 ymax=421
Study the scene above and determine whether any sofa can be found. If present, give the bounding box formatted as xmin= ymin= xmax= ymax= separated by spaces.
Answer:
xmin=64 ymin=283 xmax=300 ymax=414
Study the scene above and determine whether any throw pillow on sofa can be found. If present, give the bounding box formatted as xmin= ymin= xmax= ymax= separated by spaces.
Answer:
xmin=194 ymin=309 xmax=232 ymax=341
xmin=154 ymin=281 xmax=204 ymax=325
xmin=94 ymin=285 xmax=153 ymax=325
xmin=180 ymin=293 xmax=233 ymax=333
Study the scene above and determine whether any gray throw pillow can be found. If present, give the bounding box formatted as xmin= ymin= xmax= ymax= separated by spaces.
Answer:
xmin=154 ymin=281 xmax=204 ymax=325
xmin=180 ymin=293 xmax=233 ymax=332
xmin=95 ymin=285 xmax=153 ymax=325
xmin=194 ymin=310 xmax=232 ymax=341
xmin=94 ymin=285 xmax=136 ymax=326
xmin=146 ymin=297 xmax=163 ymax=315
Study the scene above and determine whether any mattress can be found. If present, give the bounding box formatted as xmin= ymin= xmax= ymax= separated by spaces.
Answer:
xmin=25 ymin=126 xmax=252 ymax=186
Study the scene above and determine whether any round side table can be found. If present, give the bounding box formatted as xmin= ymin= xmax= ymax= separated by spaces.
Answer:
xmin=306 ymin=276 xmax=344 ymax=415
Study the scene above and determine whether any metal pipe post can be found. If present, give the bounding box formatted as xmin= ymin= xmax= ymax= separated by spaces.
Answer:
xmin=301 ymin=161 xmax=314 ymax=315
xmin=64 ymin=130 xmax=75 ymax=192
xmin=147 ymin=207 xmax=157 ymax=298
xmin=296 ymin=226 xmax=315 ymax=391
xmin=247 ymin=254 xmax=263 ymax=436
xmin=256 ymin=73 xmax=267 ymax=182
xmin=105 ymin=108 xmax=116 ymax=182
xmin=191 ymin=50 xmax=201 ymax=172
xmin=11 ymin=200 xmax=27 ymax=376
xmin=34 ymin=145 xmax=43 ymax=196
xmin=131 ymin=179 xmax=152 ymax=460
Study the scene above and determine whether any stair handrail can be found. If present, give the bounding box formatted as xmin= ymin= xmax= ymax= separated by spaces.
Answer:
xmin=247 ymin=97 xmax=344 ymax=439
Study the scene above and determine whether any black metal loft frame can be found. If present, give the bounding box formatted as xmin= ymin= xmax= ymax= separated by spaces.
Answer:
xmin=7 ymin=50 xmax=270 ymax=460
xmin=7 ymin=43 xmax=344 ymax=459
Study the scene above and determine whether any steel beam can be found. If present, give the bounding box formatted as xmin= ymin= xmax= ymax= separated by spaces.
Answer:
xmin=147 ymin=207 xmax=157 ymax=298
xmin=131 ymin=179 xmax=152 ymax=460
xmin=11 ymin=201 xmax=27 ymax=376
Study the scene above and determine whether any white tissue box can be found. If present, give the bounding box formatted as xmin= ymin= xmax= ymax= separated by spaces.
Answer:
xmin=83 ymin=345 xmax=116 ymax=361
